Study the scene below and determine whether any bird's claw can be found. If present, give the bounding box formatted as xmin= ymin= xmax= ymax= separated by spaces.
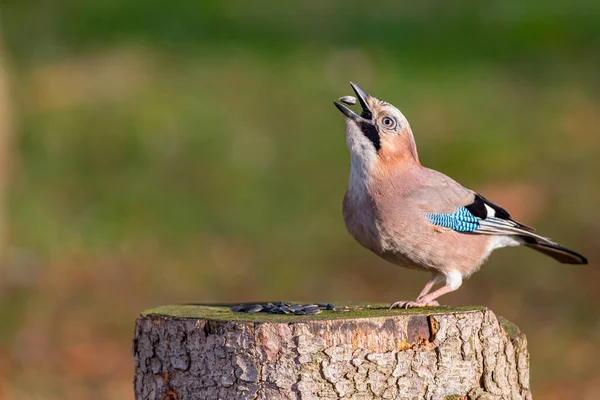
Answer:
xmin=389 ymin=299 xmax=440 ymax=309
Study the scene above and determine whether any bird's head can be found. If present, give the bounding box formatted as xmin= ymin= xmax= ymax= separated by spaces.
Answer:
xmin=334 ymin=82 xmax=420 ymax=174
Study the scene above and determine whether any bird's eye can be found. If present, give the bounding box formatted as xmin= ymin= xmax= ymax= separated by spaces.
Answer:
xmin=381 ymin=116 xmax=396 ymax=129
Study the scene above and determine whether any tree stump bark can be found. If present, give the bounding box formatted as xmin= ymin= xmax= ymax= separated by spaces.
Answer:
xmin=133 ymin=304 xmax=531 ymax=400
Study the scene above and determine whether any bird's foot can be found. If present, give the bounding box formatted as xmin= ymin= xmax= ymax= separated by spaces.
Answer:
xmin=389 ymin=299 xmax=440 ymax=309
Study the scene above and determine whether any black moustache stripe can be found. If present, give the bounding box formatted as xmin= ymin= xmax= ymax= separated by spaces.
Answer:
xmin=360 ymin=122 xmax=380 ymax=151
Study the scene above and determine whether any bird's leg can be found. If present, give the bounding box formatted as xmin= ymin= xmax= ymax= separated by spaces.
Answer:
xmin=390 ymin=274 xmax=441 ymax=309
xmin=390 ymin=271 xmax=462 ymax=309
xmin=414 ymin=284 xmax=455 ymax=305
xmin=416 ymin=274 xmax=441 ymax=301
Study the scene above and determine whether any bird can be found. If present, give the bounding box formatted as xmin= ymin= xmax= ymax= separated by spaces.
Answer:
xmin=333 ymin=82 xmax=588 ymax=308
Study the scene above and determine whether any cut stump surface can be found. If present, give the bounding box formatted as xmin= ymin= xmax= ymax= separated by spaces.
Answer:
xmin=133 ymin=303 xmax=531 ymax=400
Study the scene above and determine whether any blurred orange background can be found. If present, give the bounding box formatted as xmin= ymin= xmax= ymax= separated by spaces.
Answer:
xmin=0 ymin=1 xmax=599 ymax=399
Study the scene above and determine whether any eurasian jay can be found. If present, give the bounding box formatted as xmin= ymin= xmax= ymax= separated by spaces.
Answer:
xmin=334 ymin=82 xmax=587 ymax=308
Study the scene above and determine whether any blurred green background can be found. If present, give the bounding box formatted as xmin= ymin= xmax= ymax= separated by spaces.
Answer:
xmin=0 ymin=1 xmax=599 ymax=399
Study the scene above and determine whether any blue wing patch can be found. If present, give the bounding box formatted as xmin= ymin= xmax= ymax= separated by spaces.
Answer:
xmin=425 ymin=207 xmax=480 ymax=232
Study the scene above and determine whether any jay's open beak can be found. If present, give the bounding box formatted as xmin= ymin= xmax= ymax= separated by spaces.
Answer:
xmin=334 ymin=82 xmax=372 ymax=121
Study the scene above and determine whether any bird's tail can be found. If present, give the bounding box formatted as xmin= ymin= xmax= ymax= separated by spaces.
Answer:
xmin=521 ymin=236 xmax=588 ymax=265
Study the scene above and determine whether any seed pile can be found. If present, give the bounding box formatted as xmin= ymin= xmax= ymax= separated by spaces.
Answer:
xmin=230 ymin=302 xmax=335 ymax=315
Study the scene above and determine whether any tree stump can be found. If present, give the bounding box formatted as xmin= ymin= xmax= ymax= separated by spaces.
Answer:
xmin=133 ymin=304 xmax=531 ymax=400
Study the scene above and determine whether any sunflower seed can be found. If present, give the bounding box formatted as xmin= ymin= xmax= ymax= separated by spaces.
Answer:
xmin=294 ymin=310 xmax=307 ymax=315
xmin=303 ymin=304 xmax=320 ymax=311
xmin=304 ymin=308 xmax=322 ymax=315
xmin=316 ymin=303 xmax=335 ymax=310
xmin=245 ymin=305 xmax=263 ymax=313
xmin=339 ymin=95 xmax=357 ymax=105
xmin=230 ymin=305 xmax=244 ymax=312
